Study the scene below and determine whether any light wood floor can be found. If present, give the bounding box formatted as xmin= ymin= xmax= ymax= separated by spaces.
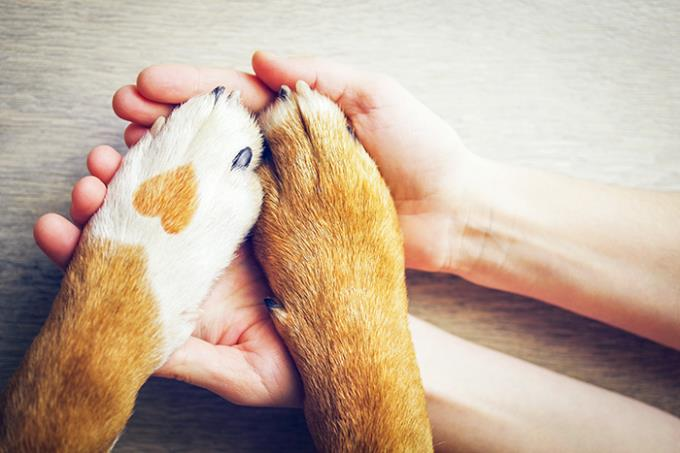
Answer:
xmin=1 ymin=1 xmax=678 ymax=451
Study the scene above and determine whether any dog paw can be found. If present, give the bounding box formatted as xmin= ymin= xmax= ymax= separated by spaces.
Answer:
xmin=253 ymin=81 xmax=404 ymax=335
xmin=84 ymin=87 xmax=263 ymax=358
xmin=252 ymin=83 xmax=434 ymax=452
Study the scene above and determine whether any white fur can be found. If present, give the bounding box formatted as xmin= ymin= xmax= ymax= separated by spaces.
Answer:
xmin=87 ymin=90 xmax=263 ymax=361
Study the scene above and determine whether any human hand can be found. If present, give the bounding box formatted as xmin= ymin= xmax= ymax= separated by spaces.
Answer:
xmin=34 ymin=52 xmax=478 ymax=406
xmin=250 ymin=52 xmax=485 ymax=273
xmin=34 ymin=142 xmax=302 ymax=408
xmin=112 ymin=52 xmax=482 ymax=273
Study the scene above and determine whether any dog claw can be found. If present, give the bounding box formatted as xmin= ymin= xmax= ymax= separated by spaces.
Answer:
xmin=212 ymin=86 xmax=226 ymax=99
xmin=278 ymin=85 xmax=291 ymax=99
xmin=264 ymin=297 xmax=283 ymax=310
xmin=226 ymin=90 xmax=241 ymax=103
xmin=149 ymin=116 xmax=166 ymax=137
xmin=295 ymin=80 xmax=311 ymax=95
xmin=231 ymin=147 xmax=253 ymax=170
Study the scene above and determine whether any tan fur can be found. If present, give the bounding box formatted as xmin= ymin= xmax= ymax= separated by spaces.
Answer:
xmin=133 ymin=163 xmax=198 ymax=234
xmin=253 ymin=84 xmax=433 ymax=452
xmin=0 ymin=236 xmax=162 ymax=452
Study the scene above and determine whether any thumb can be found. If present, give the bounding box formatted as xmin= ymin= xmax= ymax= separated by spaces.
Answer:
xmin=251 ymin=50 xmax=371 ymax=113
xmin=154 ymin=336 xmax=270 ymax=406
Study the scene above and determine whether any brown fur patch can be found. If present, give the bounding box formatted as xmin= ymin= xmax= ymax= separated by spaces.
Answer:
xmin=254 ymin=88 xmax=433 ymax=452
xmin=0 ymin=237 xmax=162 ymax=452
xmin=133 ymin=164 xmax=198 ymax=234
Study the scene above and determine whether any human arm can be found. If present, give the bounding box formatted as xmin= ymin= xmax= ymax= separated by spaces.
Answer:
xmin=410 ymin=316 xmax=680 ymax=452
xmin=446 ymin=157 xmax=680 ymax=349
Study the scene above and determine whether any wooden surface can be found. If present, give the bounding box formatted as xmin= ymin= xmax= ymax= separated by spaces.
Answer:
xmin=1 ymin=1 xmax=679 ymax=450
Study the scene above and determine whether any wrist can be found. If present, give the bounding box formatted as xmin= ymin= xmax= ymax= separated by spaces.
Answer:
xmin=441 ymin=155 xmax=507 ymax=280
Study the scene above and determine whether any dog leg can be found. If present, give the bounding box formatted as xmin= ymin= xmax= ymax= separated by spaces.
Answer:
xmin=254 ymin=82 xmax=433 ymax=452
xmin=0 ymin=87 xmax=263 ymax=452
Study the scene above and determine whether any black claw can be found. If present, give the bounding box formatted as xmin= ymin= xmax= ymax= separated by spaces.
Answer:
xmin=212 ymin=85 xmax=226 ymax=98
xmin=278 ymin=85 xmax=291 ymax=99
xmin=264 ymin=297 xmax=282 ymax=310
xmin=231 ymin=147 xmax=253 ymax=170
xmin=212 ymin=86 xmax=226 ymax=105
xmin=261 ymin=139 xmax=283 ymax=189
xmin=261 ymin=138 xmax=272 ymax=161
xmin=346 ymin=122 xmax=356 ymax=139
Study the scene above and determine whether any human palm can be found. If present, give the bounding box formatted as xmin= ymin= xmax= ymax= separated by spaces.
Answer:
xmin=156 ymin=245 xmax=301 ymax=407
xmin=332 ymin=77 xmax=477 ymax=272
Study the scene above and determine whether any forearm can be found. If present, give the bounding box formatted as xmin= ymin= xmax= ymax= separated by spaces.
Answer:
xmin=409 ymin=316 xmax=680 ymax=452
xmin=449 ymin=157 xmax=680 ymax=349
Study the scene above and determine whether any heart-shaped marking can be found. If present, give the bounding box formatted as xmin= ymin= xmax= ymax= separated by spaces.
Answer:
xmin=133 ymin=164 xmax=198 ymax=234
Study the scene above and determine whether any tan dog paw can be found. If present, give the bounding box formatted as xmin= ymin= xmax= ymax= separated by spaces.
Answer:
xmin=254 ymin=82 xmax=432 ymax=452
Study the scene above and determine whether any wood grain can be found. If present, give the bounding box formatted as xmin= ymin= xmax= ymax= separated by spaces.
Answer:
xmin=1 ymin=0 xmax=678 ymax=451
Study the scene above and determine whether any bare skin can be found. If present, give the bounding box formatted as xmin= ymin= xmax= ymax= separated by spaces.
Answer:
xmin=32 ymin=52 xmax=680 ymax=451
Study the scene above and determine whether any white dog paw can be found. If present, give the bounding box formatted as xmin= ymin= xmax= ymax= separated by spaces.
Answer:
xmin=85 ymin=87 xmax=263 ymax=359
